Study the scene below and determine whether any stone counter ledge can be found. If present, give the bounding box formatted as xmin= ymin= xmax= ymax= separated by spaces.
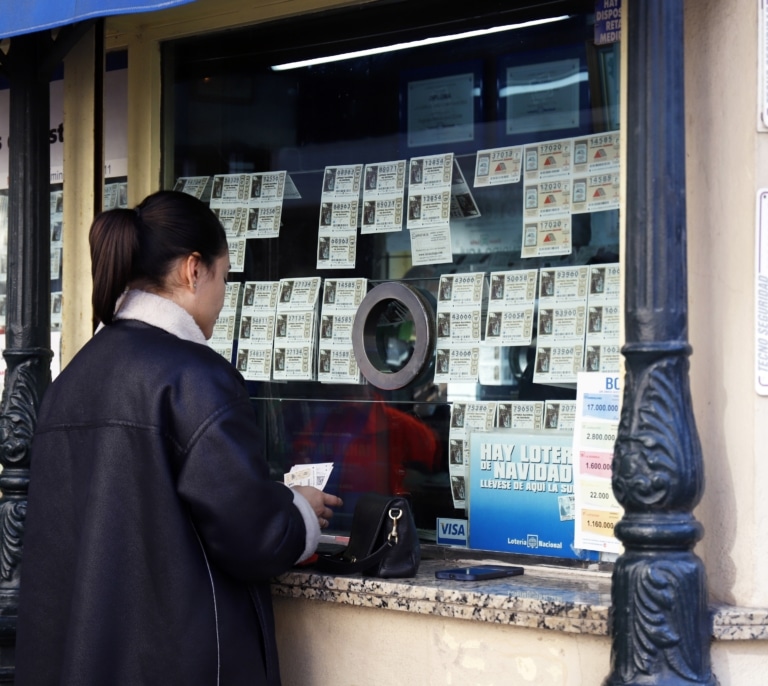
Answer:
xmin=271 ymin=559 xmax=768 ymax=641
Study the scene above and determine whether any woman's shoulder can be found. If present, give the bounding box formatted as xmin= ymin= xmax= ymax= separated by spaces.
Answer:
xmin=41 ymin=320 xmax=250 ymax=434
xmin=130 ymin=320 xmax=240 ymax=375
xmin=73 ymin=320 xmax=247 ymax=399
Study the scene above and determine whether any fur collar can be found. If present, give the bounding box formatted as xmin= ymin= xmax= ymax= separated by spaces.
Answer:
xmin=111 ymin=289 xmax=207 ymax=345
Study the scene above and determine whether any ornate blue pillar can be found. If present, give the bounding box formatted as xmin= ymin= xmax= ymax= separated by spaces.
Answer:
xmin=0 ymin=30 xmax=54 ymax=682
xmin=0 ymin=26 xmax=96 ymax=679
xmin=605 ymin=1 xmax=717 ymax=684
xmin=0 ymin=21 xmax=102 ymax=678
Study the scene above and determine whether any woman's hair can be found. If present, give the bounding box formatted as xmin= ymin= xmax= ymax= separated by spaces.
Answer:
xmin=90 ymin=190 xmax=227 ymax=324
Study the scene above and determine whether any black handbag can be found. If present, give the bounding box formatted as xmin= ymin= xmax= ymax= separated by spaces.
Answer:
xmin=314 ymin=493 xmax=421 ymax=578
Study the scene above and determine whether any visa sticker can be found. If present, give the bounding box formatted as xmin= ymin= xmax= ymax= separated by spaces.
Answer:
xmin=436 ymin=518 xmax=468 ymax=546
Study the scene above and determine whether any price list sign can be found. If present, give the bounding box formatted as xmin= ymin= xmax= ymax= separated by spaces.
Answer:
xmin=572 ymin=371 xmax=623 ymax=553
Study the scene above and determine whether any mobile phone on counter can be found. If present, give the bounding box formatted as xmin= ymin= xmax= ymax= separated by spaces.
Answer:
xmin=434 ymin=565 xmax=524 ymax=581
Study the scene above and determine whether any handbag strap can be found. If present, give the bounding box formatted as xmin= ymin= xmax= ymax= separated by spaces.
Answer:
xmin=313 ymin=538 xmax=394 ymax=575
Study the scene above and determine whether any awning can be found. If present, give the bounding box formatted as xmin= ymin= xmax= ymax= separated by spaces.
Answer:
xmin=0 ymin=0 xmax=196 ymax=40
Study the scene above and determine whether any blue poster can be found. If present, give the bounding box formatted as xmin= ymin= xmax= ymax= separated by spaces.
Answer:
xmin=594 ymin=0 xmax=622 ymax=46
xmin=468 ymin=429 xmax=598 ymax=561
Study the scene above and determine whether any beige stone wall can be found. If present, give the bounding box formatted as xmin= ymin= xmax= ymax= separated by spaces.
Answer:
xmin=712 ymin=641 xmax=768 ymax=686
xmin=273 ymin=598 xmax=768 ymax=685
xmin=685 ymin=0 xmax=768 ymax=610
xmin=273 ymin=597 xmax=611 ymax=686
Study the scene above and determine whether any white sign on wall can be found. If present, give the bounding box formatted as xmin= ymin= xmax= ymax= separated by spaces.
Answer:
xmin=759 ymin=0 xmax=768 ymax=131
xmin=755 ymin=189 xmax=768 ymax=394
xmin=0 ymin=67 xmax=127 ymax=188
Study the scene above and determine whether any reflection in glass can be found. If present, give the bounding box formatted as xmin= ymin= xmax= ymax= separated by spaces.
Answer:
xmin=374 ymin=299 xmax=416 ymax=373
xmin=165 ymin=2 xmax=622 ymax=546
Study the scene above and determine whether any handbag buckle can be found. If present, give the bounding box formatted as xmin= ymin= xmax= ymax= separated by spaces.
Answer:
xmin=387 ymin=507 xmax=402 ymax=544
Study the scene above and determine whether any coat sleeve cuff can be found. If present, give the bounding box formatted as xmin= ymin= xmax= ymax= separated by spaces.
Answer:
xmin=289 ymin=487 xmax=320 ymax=563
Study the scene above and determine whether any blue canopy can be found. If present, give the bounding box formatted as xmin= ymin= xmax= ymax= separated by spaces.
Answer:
xmin=0 ymin=0 xmax=196 ymax=39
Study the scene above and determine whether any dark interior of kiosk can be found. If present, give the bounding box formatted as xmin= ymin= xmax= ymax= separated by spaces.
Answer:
xmin=163 ymin=0 xmax=619 ymax=563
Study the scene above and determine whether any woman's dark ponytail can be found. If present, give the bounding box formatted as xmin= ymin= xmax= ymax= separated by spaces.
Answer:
xmin=89 ymin=209 xmax=140 ymax=325
xmin=89 ymin=190 xmax=227 ymax=325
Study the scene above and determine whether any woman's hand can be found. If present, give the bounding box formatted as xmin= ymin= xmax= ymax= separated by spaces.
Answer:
xmin=292 ymin=486 xmax=343 ymax=529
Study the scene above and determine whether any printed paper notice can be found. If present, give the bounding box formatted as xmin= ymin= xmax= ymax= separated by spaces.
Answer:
xmin=244 ymin=172 xmax=287 ymax=239
xmin=318 ymin=278 xmax=367 ymax=384
xmin=321 ymin=165 xmax=363 ymax=201
xmin=213 ymin=206 xmax=247 ymax=238
xmin=273 ymin=277 xmax=322 ymax=381
xmin=407 ymin=73 xmax=475 ymax=148
xmin=571 ymin=172 xmax=620 ymax=214
xmin=523 ymin=178 xmax=572 ymax=220
xmin=572 ymin=132 xmax=620 ymax=175
xmin=524 ymin=139 xmax=572 ymax=181
xmin=449 ymin=160 xmax=481 ymax=219
xmin=174 ymin=176 xmax=210 ymax=200
xmin=522 ymin=216 xmax=572 ymax=258
xmin=448 ymin=401 xmax=496 ymax=509
xmin=209 ymin=282 xmax=241 ymax=362
xmin=584 ymin=263 xmax=621 ymax=373
xmin=317 ymin=165 xmax=362 ymax=269
xmin=534 ymin=266 xmax=589 ymax=384
xmin=434 ymin=273 xmax=484 ymax=383
xmin=407 ymin=153 xmax=453 ymax=229
xmin=572 ymin=372 xmax=623 ymax=553
xmin=236 ymin=281 xmax=279 ymax=380
xmin=485 ymin=269 xmax=537 ymax=346
xmin=317 ymin=234 xmax=357 ymax=269
xmin=210 ymin=174 xmax=251 ymax=207
xmin=496 ymin=401 xmax=544 ymax=430
xmin=228 ymin=237 xmax=246 ymax=273
xmin=474 ymin=146 xmax=523 ymax=187
xmin=361 ymin=160 xmax=406 ymax=234
xmin=409 ymin=225 xmax=453 ymax=266
xmin=543 ymin=400 xmax=577 ymax=432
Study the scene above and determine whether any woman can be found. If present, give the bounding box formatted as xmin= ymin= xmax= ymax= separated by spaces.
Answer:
xmin=16 ymin=190 xmax=341 ymax=685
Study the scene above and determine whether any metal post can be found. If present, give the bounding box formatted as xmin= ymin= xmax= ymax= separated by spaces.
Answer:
xmin=605 ymin=1 xmax=717 ymax=684
xmin=0 ymin=31 xmax=53 ymax=681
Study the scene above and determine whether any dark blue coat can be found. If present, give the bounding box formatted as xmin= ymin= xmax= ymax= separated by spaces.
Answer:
xmin=16 ymin=320 xmax=307 ymax=685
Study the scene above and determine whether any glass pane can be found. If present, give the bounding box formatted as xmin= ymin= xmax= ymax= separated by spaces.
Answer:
xmin=164 ymin=0 xmax=621 ymax=549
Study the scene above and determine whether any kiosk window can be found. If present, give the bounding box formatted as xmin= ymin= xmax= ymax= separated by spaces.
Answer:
xmin=163 ymin=0 xmax=621 ymax=563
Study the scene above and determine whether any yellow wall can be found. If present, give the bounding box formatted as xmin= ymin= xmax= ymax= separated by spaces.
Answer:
xmin=62 ymin=26 xmax=99 ymax=362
